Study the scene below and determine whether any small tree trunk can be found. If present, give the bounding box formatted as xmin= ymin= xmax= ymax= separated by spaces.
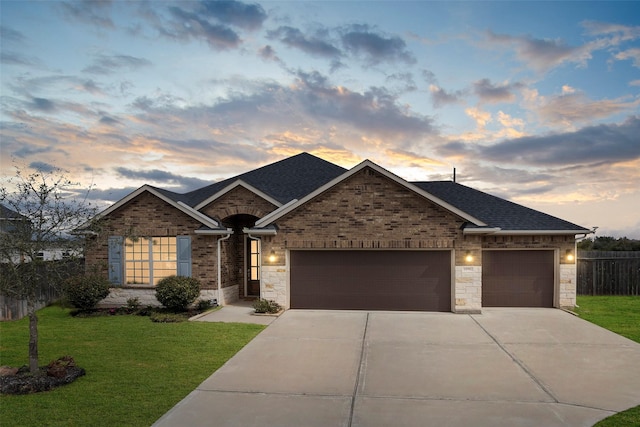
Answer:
xmin=28 ymin=302 xmax=39 ymax=374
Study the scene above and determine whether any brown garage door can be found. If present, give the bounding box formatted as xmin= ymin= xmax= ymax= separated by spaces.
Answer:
xmin=482 ymin=250 xmax=554 ymax=307
xmin=290 ymin=250 xmax=451 ymax=311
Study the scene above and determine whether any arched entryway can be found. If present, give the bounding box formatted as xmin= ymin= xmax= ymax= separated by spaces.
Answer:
xmin=220 ymin=214 xmax=260 ymax=299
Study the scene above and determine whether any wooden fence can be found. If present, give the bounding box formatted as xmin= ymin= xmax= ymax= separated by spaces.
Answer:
xmin=577 ymin=251 xmax=640 ymax=296
xmin=0 ymin=259 xmax=83 ymax=321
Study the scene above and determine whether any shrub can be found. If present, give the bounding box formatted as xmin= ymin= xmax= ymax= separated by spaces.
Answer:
xmin=155 ymin=276 xmax=201 ymax=312
xmin=252 ymin=299 xmax=281 ymax=314
xmin=126 ymin=297 xmax=140 ymax=311
xmin=196 ymin=298 xmax=213 ymax=312
xmin=149 ymin=312 xmax=188 ymax=323
xmin=64 ymin=274 xmax=110 ymax=311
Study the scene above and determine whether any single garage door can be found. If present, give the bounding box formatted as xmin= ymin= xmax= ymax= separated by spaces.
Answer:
xmin=482 ymin=250 xmax=554 ymax=307
xmin=290 ymin=250 xmax=451 ymax=311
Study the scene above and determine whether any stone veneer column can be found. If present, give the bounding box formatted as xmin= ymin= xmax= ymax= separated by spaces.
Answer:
xmin=454 ymin=266 xmax=482 ymax=314
xmin=261 ymin=265 xmax=288 ymax=308
xmin=558 ymin=263 xmax=577 ymax=308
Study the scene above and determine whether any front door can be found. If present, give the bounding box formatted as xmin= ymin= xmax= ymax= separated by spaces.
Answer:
xmin=246 ymin=238 xmax=260 ymax=297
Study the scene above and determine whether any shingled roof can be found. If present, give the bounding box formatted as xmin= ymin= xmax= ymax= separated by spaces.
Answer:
xmin=181 ymin=152 xmax=347 ymax=207
xmin=103 ymin=152 xmax=589 ymax=234
xmin=413 ymin=181 xmax=589 ymax=233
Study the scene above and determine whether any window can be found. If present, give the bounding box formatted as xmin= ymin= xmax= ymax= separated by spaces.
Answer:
xmin=125 ymin=237 xmax=177 ymax=285
xmin=249 ymin=239 xmax=260 ymax=281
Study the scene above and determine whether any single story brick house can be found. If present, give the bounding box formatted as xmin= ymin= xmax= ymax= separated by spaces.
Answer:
xmin=85 ymin=152 xmax=591 ymax=313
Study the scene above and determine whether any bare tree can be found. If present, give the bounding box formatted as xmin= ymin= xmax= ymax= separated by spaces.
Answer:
xmin=0 ymin=165 xmax=99 ymax=373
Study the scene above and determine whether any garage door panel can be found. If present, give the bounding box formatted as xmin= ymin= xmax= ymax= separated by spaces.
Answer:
xmin=482 ymin=251 xmax=554 ymax=307
xmin=290 ymin=251 xmax=451 ymax=311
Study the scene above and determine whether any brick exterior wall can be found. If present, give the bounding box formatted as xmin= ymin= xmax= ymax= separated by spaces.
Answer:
xmin=85 ymin=191 xmax=217 ymax=290
xmin=264 ymin=167 xmax=468 ymax=257
xmin=200 ymin=186 xmax=278 ymax=298
xmin=199 ymin=185 xmax=278 ymax=220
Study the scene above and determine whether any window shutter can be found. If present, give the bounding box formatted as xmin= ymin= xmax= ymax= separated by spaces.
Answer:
xmin=177 ymin=236 xmax=192 ymax=277
xmin=108 ymin=236 xmax=123 ymax=285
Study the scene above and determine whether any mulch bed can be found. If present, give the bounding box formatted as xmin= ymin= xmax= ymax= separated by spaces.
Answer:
xmin=1 ymin=357 xmax=85 ymax=395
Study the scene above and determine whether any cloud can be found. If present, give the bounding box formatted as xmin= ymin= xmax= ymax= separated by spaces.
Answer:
xmin=465 ymin=107 xmax=492 ymax=130
xmin=268 ymin=26 xmax=342 ymax=59
xmin=614 ymin=48 xmax=640 ymax=67
xmin=480 ymin=115 xmax=640 ymax=165
xmin=99 ymin=115 xmax=120 ymax=126
xmin=581 ymin=21 xmax=640 ymax=43
xmin=114 ymin=167 xmax=210 ymax=191
xmin=0 ymin=26 xmax=27 ymax=44
xmin=258 ymin=45 xmax=282 ymax=63
xmin=486 ymin=30 xmax=589 ymax=72
xmin=28 ymin=161 xmax=57 ymax=173
xmin=162 ymin=6 xmax=240 ymax=50
xmin=473 ymin=78 xmax=523 ymax=104
xmin=0 ymin=51 xmax=43 ymax=68
xmin=524 ymin=87 xmax=640 ymax=127
xmin=198 ymin=0 xmax=267 ymax=30
xmin=292 ymin=70 xmax=434 ymax=138
xmin=30 ymin=97 xmax=56 ymax=112
xmin=429 ymin=84 xmax=464 ymax=107
xmin=59 ymin=0 xmax=114 ymax=28
xmin=82 ymin=54 xmax=152 ymax=75
xmin=339 ymin=24 xmax=416 ymax=65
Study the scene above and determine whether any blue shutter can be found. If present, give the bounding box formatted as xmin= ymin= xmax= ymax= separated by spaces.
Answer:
xmin=177 ymin=236 xmax=192 ymax=277
xmin=108 ymin=236 xmax=123 ymax=285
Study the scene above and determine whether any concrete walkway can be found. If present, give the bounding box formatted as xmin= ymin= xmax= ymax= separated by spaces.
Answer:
xmin=154 ymin=308 xmax=640 ymax=427
xmin=192 ymin=300 xmax=278 ymax=326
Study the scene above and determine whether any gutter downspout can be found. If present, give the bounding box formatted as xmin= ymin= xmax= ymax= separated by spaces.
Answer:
xmin=217 ymin=233 xmax=231 ymax=306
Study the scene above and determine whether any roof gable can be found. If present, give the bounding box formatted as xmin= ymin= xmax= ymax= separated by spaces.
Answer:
xmin=194 ymin=180 xmax=283 ymax=211
xmin=255 ymin=160 xmax=486 ymax=228
xmin=93 ymin=185 xmax=222 ymax=230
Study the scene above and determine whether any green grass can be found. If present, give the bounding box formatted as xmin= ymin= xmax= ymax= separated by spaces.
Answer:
xmin=0 ymin=305 xmax=265 ymax=427
xmin=574 ymin=295 xmax=640 ymax=427
xmin=574 ymin=296 xmax=640 ymax=343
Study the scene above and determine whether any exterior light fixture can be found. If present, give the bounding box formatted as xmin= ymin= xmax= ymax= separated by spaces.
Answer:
xmin=268 ymin=250 xmax=277 ymax=263
xmin=566 ymin=249 xmax=574 ymax=262
xmin=465 ymin=251 xmax=474 ymax=263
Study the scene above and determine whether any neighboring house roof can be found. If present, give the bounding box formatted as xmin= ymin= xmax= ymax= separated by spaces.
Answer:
xmin=0 ymin=203 xmax=28 ymax=221
xmin=413 ymin=181 xmax=590 ymax=234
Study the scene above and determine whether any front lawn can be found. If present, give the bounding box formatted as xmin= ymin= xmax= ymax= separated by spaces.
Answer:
xmin=0 ymin=305 xmax=265 ymax=426
xmin=574 ymin=295 xmax=640 ymax=427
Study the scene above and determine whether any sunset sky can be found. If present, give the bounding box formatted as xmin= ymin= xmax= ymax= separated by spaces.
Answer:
xmin=1 ymin=1 xmax=639 ymax=237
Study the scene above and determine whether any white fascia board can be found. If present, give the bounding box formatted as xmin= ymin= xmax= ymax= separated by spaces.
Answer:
xmin=254 ymin=199 xmax=298 ymax=227
xmin=194 ymin=228 xmax=234 ymax=235
xmin=242 ymin=226 xmax=278 ymax=236
xmin=491 ymin=229 xmax=592 ymax=235
xmin=462 ymin=227 xmax=502 ymax=235
xmin=176 ymin=201 xmax=221 ymax=229
xmin=257 ymin=159 xmax=487 ymax=227
xmin=194 ymin=180 xmax=282 ymax=211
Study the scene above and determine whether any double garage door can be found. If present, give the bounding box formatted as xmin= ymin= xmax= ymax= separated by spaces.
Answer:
xmin=290 ymin=251 xmax=451 ymax=311
xmin=290 ymin=249 xmax=555 ymax=311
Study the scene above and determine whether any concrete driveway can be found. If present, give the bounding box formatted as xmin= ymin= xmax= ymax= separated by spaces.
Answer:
xmin=154 ymin=309 xmax=640 ymax=427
